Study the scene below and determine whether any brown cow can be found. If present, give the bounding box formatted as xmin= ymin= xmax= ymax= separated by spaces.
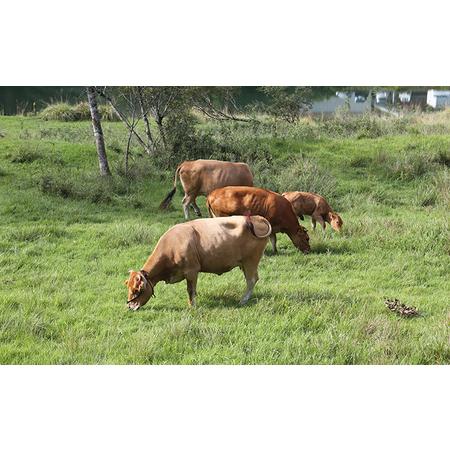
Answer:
xmin=159 ymin=159 xmax=254 ymax=219
xmin=207 ymin=186 xmax=310 ymax=254
xmin=282 ymin=191 xmax=343 ymax=232
xmin=124 ymin=215 xmax=272 ymax=309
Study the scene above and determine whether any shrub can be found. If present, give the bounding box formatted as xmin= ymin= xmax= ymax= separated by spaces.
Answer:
xmin=99 ymin=104 xmax=118 ymax=121
xmin=115 ymin=155 xmax=162 ymax=182
xmin=274 ymin=156 xmax=337 ymax=199
xmin=40 ymin=102 xmax=118 ymax=122
xmin=10 ymin=146 xmax=44 ymax=163
xmin=38 ymin=170 xmax=128 ymax=203
xmin=72 ymin=102 xmax=91 ymax=120
xmin=381 ymin=152 xmax=437 ymax=181
xmin=40 ymin=103 xmax=77 ymax=121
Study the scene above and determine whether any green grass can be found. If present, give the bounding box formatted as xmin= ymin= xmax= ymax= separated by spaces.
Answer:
xmin=0 ymin=115 xmax=449 ymax=364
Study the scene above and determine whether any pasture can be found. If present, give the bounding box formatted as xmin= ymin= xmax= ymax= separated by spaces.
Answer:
xmin=0 ymin=114 xmax=449 ymax=364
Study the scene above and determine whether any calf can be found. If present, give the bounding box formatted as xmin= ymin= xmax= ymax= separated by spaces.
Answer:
xmin=124 ymin=215 xmax=272 ymax=309
xmin=159 ymin=159 xmax=254 ymax=219
xmin=207 ymin=186 xmax=310 ymax=254
xmin=282 ymin=191 xmax=343 ymax=232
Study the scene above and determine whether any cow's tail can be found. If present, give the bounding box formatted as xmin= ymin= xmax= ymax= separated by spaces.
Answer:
xmin=159 ymin=163 xmax=182 ymax=210
xmin=206 ymin=198 xmax=216 ymax=217
xmin=244 ymin=213 xmax=272 ymax=239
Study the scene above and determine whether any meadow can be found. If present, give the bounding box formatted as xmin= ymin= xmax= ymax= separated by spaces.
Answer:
xmin=0 ymin=112 xmax=449 ymax=364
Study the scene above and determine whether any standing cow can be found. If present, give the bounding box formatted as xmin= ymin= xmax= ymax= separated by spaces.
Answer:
xmin=207 ymin=186 xmax=310 ymax=254
xmin=159 ymin=159 xmax=254 ymax=219
xmin=124 ymin=215 xmax=272 ymax=309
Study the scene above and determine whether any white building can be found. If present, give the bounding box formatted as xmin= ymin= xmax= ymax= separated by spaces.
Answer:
xmin=376 ymin=92 xmax=388 ymax=104
xmin=426 ymin=90 xmax=450 ymax=108
xmin=399 ymin=92 xmax=411 ymax=103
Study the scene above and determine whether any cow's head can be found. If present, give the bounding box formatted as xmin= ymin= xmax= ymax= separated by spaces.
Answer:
xmin=328 ymin=212 xmax=343 ymax=231
xmin=293 ymin=225 xmax=310 ymax=254
xmin=124 ymin=270 xmax=154 ymax=311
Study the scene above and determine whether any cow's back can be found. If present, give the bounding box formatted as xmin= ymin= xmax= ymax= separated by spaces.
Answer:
xmin=180 ymin=160 xmax=253 ymax=196
xmin=208 ymin=186 xmax=296 ymax=233
xmin=176 ymin=216 xmax=269 ymax=274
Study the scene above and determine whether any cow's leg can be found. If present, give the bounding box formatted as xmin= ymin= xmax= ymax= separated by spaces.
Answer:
xmin=319 ymin=215 xmax=327 ymax=232
xmin=191 ymin=199 xmax=202 ymax=217
xmin=269 ymin=233 xmax=278 ymax=254
xmin=311 ymin=217 xmax=317 ymax=230
xmin=186 ymin=274 xmax=198 ymax=307
xmin=182 ymin=194 xmax=194 ymax=219
xmin=312 ymin=213 xmax=326 ymax=233
xmin=240 ymin=263 xmax=259 ymax=305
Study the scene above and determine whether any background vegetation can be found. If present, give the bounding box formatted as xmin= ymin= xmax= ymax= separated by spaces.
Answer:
xmin=0 ymin=97 xmax=449 ymax=363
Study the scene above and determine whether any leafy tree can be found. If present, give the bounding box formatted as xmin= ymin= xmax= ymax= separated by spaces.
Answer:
xmin=189 ymin=87 xmax=250 ymax=121
xmin=258 ymin=86 xmax=312 ymax=122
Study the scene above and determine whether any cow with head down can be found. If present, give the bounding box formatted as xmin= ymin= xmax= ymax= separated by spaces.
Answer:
xmin=207 ymin=186 xmax=310 ymax=254
xmin=159 ymin=159 xmax=254 ymax=219
xmin=124 ymin=215 xmax=272 ymax=310
xmin=282 ymin=191 xmax=343 ymax=232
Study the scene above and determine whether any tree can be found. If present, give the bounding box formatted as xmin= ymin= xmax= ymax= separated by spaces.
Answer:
xmin=87 ymin=86 xmax=111 ymax=176
xmin=96 ymin=86 xmax=188 ymax=155
xmin=189 ymin=87 xmax=250 ymax=122
xmin=257 ymin=87 xmax=312 ymax=123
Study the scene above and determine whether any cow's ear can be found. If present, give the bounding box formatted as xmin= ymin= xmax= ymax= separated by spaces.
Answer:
xmin=124 ymin=279 xmax=129 ymax=286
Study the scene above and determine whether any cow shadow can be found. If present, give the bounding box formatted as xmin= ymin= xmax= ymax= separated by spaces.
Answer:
xmin=201 ymin=293 xmax=252 ymax=309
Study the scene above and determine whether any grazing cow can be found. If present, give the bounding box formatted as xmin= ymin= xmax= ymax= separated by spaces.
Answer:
xmin=124 ymin=215 xmax=272 ymax=310
xmin=207 ymin=186 xmax=310 ymax=254
xmin=159 ymin=159 xmax=254 ymax=219
xmin=282 ymin=191 xmax=343 ymax=232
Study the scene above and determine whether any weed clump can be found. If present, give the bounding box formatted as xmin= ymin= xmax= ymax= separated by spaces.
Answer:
xmin=38 ymin=171 xmax=127 ymax=203
xmin=10 ymin=146 xmax=44 ymax=163
xmin=274 ymin=156 xmax=337 ymax=199
xmin=40 ymin=102 xmax=117 ymax=122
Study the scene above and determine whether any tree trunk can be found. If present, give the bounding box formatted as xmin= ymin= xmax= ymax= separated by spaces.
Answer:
xmin=87 ymin=87 xmax=111 ymax=176
xmin=137 ymin=87 xmax=156 ymax=155
xmin=370 ymin=90 xmax=376 ymax=112
xmin=155 ymin=116 xmax=168 ymax=151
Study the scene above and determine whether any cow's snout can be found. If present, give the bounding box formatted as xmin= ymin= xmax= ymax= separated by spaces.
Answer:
xmin=127 ymin=301 xmax=141 ymax=311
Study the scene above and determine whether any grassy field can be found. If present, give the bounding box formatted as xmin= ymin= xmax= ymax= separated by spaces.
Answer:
xmin=0 ymin=114 xmax=449 ymax=364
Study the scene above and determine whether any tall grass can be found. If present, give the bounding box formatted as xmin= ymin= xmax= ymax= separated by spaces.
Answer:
xmin=40 ymin=102 xmax=118 ymax=122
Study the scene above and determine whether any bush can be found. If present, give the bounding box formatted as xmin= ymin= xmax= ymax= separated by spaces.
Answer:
xmin=72 ymin=102 xmax=91 ymax=120
xmin=40 ymin=102 xmax=118 ymax=122
xmin=10 ymin=146 xmax=44 ymax=163
xmin=38 ymin=171 xmax=127 ymax=203
xmin=115 ymin=155 xmax=162 ymax=182
xmin=40 ymin=103 xmax=77 ymax=121
xmin=380 ymin=152 xmax=437 ymax=181
xmin=273 ymin=156 xmax=337 ymax=199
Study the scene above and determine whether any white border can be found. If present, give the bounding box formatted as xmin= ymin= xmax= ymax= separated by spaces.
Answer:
xmin=1 ymin=1 xmax=449 ymax=448
xmin=2 ymin=1 xmax=450 ymax=85
xmin=0 ymin=366 xmax=448 ymax=449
